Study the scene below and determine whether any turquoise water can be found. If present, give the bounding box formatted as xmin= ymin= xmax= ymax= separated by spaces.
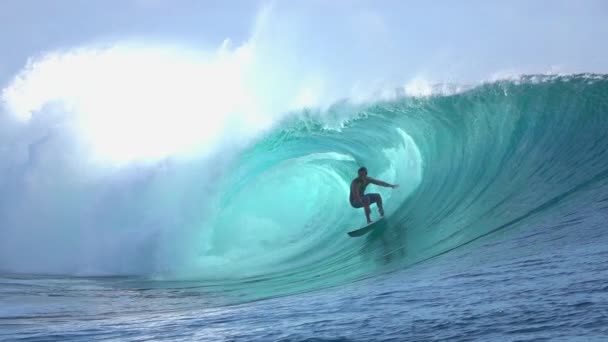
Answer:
xmin=1 ymin=75 xmax=608 ymax=340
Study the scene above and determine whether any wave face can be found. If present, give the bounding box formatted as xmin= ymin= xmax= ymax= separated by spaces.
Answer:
xmin=1 ymin=75 xmax=608 ymax=300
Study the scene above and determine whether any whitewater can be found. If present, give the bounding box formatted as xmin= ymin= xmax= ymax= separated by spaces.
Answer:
xmin=2 ymin=3 xmax=608 ymax=339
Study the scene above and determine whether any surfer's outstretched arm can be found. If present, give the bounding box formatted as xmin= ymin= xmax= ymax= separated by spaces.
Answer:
xmin=368 ymin=178 xmax=399 ymax=189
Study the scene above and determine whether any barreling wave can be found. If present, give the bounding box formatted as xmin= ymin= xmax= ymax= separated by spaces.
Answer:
xmin=1 ymin=74 xmax=608 ymax=302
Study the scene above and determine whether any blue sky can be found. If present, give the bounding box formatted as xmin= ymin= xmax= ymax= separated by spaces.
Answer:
xmin=0 ymin=1 xmax=258 ymax=83
xmin=2 ymin=0 xmax=607 ymax=88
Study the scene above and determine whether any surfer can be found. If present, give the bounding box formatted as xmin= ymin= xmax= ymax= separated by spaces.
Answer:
xmin=350 ymin=166 xmax=399 ymax=224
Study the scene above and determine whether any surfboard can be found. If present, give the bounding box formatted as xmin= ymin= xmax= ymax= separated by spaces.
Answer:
xmin=347 ymin=217 xmax=385 ymax=237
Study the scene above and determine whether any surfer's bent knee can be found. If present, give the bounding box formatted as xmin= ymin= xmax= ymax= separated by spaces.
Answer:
xmin=367 ymin=193 xmax=381 ymax=204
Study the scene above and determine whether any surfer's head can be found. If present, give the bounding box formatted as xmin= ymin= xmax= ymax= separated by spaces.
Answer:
xmin=358 ymin=166 xmax=368 ymax=178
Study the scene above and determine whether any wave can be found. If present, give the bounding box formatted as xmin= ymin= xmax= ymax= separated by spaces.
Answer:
xmin=1 ymin=74 xmax=607 ymax=302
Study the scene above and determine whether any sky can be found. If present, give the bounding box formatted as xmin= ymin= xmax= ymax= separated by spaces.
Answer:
xmin=1 ymin=0 xmax=607 ymax=87
xmin=0 ymin=1 xmax=257 ymax=83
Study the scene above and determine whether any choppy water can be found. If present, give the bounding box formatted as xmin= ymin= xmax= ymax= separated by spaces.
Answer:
xmin=2 ymin=75 xmax=608 ymax=340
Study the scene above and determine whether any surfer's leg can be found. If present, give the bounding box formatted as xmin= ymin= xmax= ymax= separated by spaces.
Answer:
xmin=368 ymin=193 xmax=384 ymax=216
xmin=364 ymin=206 xmax=371 ymax=223
xmin=351 ymin=197 xmax=372 ymax=223
xmin=378 ymin=196 xmax=384 ymax=216
xmin=362 ymin=195 xmax=372 ymax=223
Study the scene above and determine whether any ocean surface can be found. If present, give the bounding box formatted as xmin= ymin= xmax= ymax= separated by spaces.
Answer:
xmin=1 ymin=75 xmax=608 ymax=341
